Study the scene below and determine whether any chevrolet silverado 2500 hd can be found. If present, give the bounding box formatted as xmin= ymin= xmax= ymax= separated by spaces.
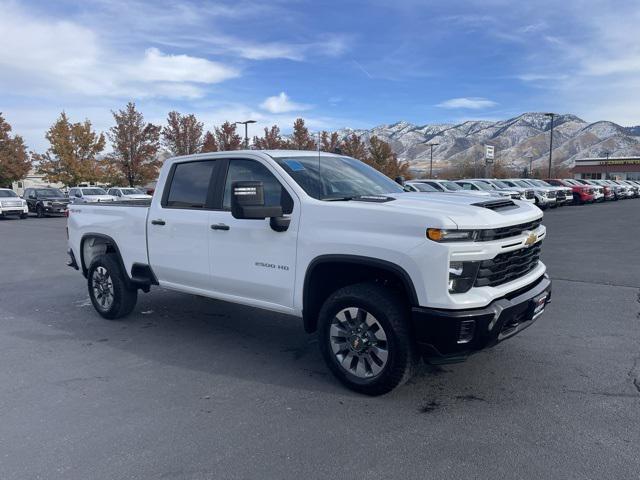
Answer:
xmin=67 ymin=150 xmax=551 ymax=395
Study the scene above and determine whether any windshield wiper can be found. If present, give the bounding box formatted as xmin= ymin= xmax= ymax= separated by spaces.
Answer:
xmin=321 ymin=196 xmax=356 ymax=201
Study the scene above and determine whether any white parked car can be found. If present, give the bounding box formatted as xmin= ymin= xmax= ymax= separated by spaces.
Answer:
xmin=477 ymin=179 xmax=536 ymax=203
xmin=457 ymin=179 xmax=527 ymax=201
xmin=416 ymin=179 xmax=497 ymax=197
xmin=107 ymin=187 xmax=152 ymax=200
xmin=68 ymin=187 xmax=115 ymax=204
xmin=67 ymin=150 xmax=551 ymax=395
xmin=501 ymin=179 xmax=557 ymax=209
xmin=0 ymin=188 xmax=28 ymax=219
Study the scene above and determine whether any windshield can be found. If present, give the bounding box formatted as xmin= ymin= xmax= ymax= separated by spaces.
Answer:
xmin=491 ymin=180 xmax=510 ymax=189
xmin=0 ymin=190 xmax=18 ymax=197
xmin=36 ymin=188 xmax=64 ymax=197
xmin=472 ymin=181 xmax=495 ymax=191
xmin=272 ymin=155 xmax=403 ymax=200
xmin=81 ymin=188 xmax=107 ymax=195
xmin=121 ymin=188 xmax=144 ymax=195
xmin=513 ymin=180 xmax=531 ymax=188
xmin=440 ymin=181 xmax=462 ymax=191
xmin=409 ymin=182 xmax=438 ymax=192
xmin=532 ymin=180 xmax=553 ymax=187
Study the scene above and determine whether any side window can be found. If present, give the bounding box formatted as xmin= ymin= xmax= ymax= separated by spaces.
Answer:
xmin=223 ymin=159 xmax=293 ymax=214
xmin=426 ymin=182 xmax=443 ymax=191
xmin=459 ymin=183 xmax=473 ymax=190
xmin=165 ymin=160 xmax=215 ymax=209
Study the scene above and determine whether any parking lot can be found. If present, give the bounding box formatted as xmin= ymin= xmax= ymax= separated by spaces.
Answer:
xmin=0 ymin=201 xmax=638 ymax=479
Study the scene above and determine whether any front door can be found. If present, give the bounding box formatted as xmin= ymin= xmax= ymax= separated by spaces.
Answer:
xmin=147 ymin=159 xmax=218 ymax=292
xmin=207 ymin=158 xmax=299 ymax=311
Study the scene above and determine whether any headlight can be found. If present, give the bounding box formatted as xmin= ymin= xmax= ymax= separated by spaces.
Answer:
xmin=448 ymin=261 xmax=480 ymax=293
xmin=427 ymin=228 xmax=478 ymax=242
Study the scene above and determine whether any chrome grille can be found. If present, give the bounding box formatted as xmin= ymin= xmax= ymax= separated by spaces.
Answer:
xmin=475 ymin=242 xmax=542 ymax=287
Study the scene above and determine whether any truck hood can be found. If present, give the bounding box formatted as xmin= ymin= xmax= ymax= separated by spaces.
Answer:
xmin=384 ymin=192 xmax=543 ymax=229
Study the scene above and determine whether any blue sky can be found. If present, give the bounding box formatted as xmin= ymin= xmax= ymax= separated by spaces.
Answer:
xmin=1 ymin=0 xmax=639 ymax=151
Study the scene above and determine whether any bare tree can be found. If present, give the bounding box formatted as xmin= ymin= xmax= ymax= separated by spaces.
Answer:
xmin=107 ymin=102 xmax=161 ymax=187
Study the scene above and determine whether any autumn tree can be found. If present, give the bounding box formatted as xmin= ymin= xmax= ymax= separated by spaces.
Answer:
xmin=107 ymin=102 xmax=161 ymax=187
xmin=288 ymin=118 xmax=316 ymax=150
xmin=367 ymin=135 xmax=394 ymax=169
xmin=253 ymin=125 xmax=286 ymax=150
xmin=208 ymin=121 xmax=242 ymax=151
xmin=339 ymin=133 xmax=367 ymax=162
xmin=0 ymin=113 xmax=31 ymax=187
xmin=162 ymin=111 xmax=204 ymax=155
xmin=35 ymin=112 xmax=105 ymax=186
xmin=201 ymin=131 xmax=218 ymax=152
xmin=319 ymin=131 xmax=339 ymax=153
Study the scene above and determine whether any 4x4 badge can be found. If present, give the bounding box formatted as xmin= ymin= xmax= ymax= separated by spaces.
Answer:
xmin=524 ymin=231 xmax=538 ymax=247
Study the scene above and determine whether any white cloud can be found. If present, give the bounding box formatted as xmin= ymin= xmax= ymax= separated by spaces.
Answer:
xmin=260 ymin=92 xmax=311 ymax=114
xmin=436 ymin=97 xmax=498 ymax=109
xmin=0 ymin=2 xmax=239 ymax=100
xmin=134 ymin=48 xmax=238 ymax=84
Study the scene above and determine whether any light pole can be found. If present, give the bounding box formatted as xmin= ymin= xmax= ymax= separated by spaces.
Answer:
xmin=545 ymin=113 xmax=555 ymax=178
xmin=234 ymin=120 xmax=256 ymax=149
xmin=426 ymin=142 xmax=439 ymax=178
xmin=604 ymin=151 xmax=610 ymax=179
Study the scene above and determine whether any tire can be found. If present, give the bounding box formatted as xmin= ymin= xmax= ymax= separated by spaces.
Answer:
xmin=20 ymin=213 xmax=27 ymax=219
xmin=318 ymin=283 xmax=418 ymax=396
xmin=87 ymin=254 xmax=137 ymax=320
xmin=36 ymin=204 xmax=45 ymax=218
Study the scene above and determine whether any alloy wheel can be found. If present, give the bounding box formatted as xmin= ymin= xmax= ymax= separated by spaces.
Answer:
xmin=329 ymin=307 xmax=389 ymax=378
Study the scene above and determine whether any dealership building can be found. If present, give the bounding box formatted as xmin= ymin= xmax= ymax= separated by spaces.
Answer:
xmin=573 ymin=156 xmax=640 ymax=180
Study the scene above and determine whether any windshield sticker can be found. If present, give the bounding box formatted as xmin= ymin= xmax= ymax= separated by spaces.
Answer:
xmin=284 ymin=159 xmax=306 ymax=171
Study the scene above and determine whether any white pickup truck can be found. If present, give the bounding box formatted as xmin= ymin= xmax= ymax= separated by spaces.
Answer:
xmin=67 ymin=150 xmax=551 ymax=395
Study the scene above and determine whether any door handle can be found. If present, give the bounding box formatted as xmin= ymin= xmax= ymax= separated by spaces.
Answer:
xmin=151 ymin=219 xmax=166 ymax=226
xmin=210 ymin=223 xmax=230 ymax=231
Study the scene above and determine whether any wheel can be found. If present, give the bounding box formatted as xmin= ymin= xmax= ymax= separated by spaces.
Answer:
xmin=318 ymin=283 xmax=418 ymax=396
xmin=36 ymin=204 xmax=45 ymax=218
xmin=87 ymin=254 xmax=137 ymax=320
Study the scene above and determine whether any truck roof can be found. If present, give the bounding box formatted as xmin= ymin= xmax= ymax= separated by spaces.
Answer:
xmin=163 ymin=149 xmax=343 ymax=166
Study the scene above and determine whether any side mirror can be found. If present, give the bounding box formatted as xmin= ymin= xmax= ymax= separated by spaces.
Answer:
xmin=75 ymin=192 xmax=82 ymax=198
xmin=231 ymin=181 xmax=282 ymax=220
xmin=395 ymin=176 xmax=405 ymax=186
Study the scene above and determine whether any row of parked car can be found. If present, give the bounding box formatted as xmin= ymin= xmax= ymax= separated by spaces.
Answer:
xmin=2 ymin=176 xmax=638 ymax=220
xmin=0 ymin=186 xmax=152 ymax=219
xmin=403 ymin=178 xmax=640 ymax=208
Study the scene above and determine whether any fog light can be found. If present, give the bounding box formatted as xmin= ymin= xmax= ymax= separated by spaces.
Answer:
xmin=457 ymin=319 xmax=476 ymax=344
xmin=448 ymin=261 xmax=480 ymax=294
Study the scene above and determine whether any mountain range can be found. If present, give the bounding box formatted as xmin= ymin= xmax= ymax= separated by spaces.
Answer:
xmin=335 ymin=113 xmax=640 ymax=172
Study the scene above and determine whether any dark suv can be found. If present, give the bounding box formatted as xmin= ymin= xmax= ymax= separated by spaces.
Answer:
xmin=24 ymin=187 xmax=71 ymax=217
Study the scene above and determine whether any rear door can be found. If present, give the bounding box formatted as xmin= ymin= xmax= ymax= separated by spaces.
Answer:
xmin=147 ymin=159 xmax=221 ymax=292
xmin=207 ymin=157 xmax=299 ymax=310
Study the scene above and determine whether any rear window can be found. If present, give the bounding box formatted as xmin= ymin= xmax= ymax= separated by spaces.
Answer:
xmin=165 ymin=161 xmax=215 ymax=208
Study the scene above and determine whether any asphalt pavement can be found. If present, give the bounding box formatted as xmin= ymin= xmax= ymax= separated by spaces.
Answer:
xmin=0 ymin=200 xmax=638 ymax=479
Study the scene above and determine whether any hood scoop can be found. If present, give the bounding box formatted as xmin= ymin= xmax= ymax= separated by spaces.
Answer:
xmin=472 ymin=199 xmax=518 ymax=211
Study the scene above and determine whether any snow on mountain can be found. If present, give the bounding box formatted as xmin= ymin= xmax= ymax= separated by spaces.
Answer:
xmin=334 ymin=112 xmax=640 ymax=171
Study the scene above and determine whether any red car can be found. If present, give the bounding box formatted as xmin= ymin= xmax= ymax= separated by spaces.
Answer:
xmin=546 ymin=179 xmax=594 ymax=204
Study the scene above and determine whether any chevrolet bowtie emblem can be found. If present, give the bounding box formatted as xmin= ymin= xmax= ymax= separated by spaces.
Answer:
xmin=524 ymin=231 xmax=538 ymax=247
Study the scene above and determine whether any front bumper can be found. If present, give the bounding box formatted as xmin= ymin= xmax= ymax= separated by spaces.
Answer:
xmin=0 ymin=205 xmax=28 ymax=216
xmin=411 ymin=274 xmax=551 ymax=363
